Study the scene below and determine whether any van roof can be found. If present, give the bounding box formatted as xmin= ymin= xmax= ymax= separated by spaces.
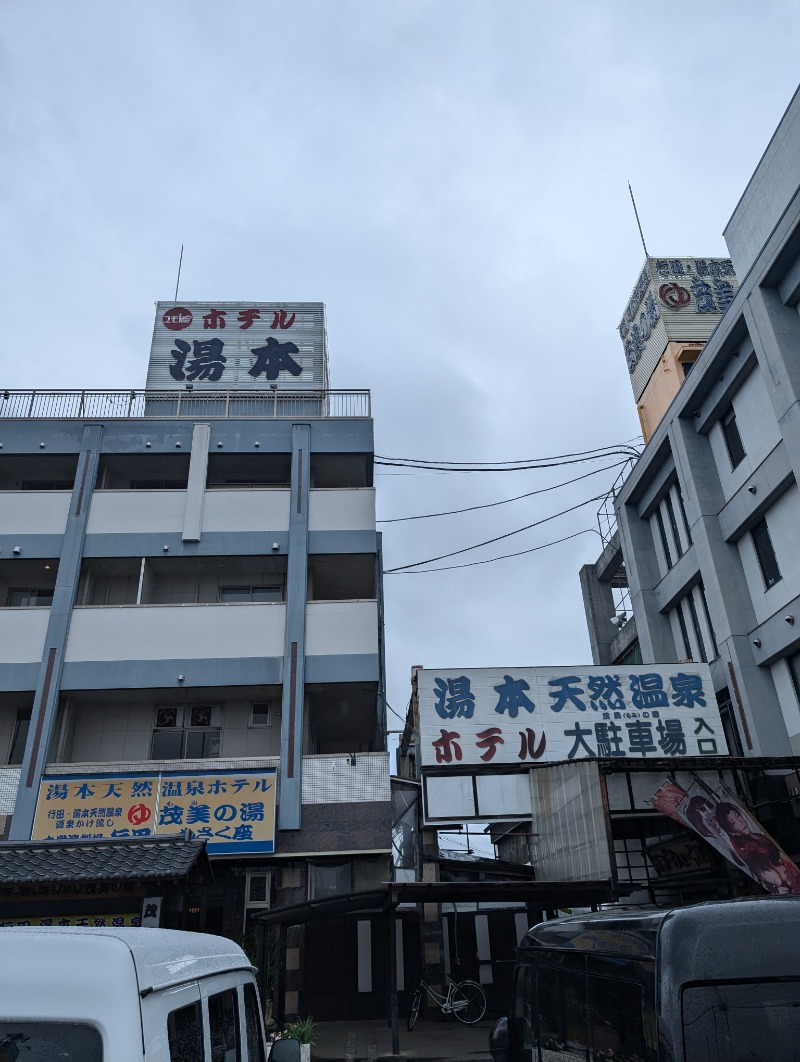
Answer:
xmin=0 ymin=926 xmax=252 ymax=993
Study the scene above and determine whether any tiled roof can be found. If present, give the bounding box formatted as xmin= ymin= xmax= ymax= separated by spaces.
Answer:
xmin=0 ymin=836 xmax=209 ymax=884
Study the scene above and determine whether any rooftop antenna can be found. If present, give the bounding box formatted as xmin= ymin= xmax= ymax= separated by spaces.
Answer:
xmin=628 ymin=182 xmax=649 ymax=259
xmin=174 ymin=244 xmax=184 ymax=302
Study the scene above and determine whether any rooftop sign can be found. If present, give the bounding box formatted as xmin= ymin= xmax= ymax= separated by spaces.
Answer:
xmin=146 ymin=301 xmax=327 ymax=392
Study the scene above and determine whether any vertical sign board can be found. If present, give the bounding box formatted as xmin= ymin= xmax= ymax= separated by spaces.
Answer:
xmin=146 ymin=302 xmax=328 ymax=392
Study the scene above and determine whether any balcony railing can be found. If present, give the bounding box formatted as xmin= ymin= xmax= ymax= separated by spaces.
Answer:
xmin=0 ymin=389 xmax=371 ymax=420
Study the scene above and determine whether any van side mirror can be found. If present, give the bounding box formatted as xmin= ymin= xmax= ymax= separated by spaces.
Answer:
xmin=489 ymin=1016 xmax=509 ymax=1062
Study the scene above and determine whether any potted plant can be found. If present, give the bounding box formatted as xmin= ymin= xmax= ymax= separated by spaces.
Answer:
xmin=266 ymin=1017 xmax=316 ymax=1061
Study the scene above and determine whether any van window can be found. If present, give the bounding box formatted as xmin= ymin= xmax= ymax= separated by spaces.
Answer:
xmin=537 ymin=967 xmax=589 ymax=1057
xmin=208 ymin=988 xmax=241 ymax=1062
xmin=243 ymin=983 xmax=266 ymax=1062
xmin=0 ymin=1022 xmax=102 ymax=1060
xmin=167 ymin=1001 xmax=203 ymax=1062
xmin=588 ymin=976 xmax=648 ymax=1060
xmin=683 ymin=980 xmax=800 ymax=1061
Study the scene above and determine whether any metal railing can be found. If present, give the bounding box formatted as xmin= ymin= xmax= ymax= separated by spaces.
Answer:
xmin=596 ymin=458 xmax=638 ymax=548
xmin=0 ymin=389 xmax=371 ymax=420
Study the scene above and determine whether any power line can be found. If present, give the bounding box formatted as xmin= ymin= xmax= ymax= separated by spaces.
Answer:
xmin=385 ymin=527 xmax=598 ymax=574
xmin=376 ymin=461 xmax=626 ymax=523
xmin=384 ymin=492 xmax=606 ymax=573
xmin=374 ymin=441 xmax=641 ymax=472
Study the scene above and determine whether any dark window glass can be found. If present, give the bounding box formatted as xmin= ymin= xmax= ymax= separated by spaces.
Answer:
xmin=683 ymin=981 xmax=800 ymax=1062
xmin=7 ymin=709 xmax=31 ymax=765
xmin=251 ymin=703 xmax=270 ymax=726
xmin=152 ymin=705 xmax=220 ymax=760
xmin=308 ymin=862 xmax=351 ymax=899
xmin=6 ymin=588 xmax=54 ymax=607
xmin=244 ymin=983 xmax=267 ymax=1062
xmin=208 ymin=988 xmax=241 ymax=1062
xmin=654 ymin=508 xmax=673 ymax=569
xmin=752 ymin=517 xmax=782 ymax=589
xmin=614 ymin=640 xmax=643 ymax=666
xmin=168 ymin=1001 xmax=203 ymax=1062
xmin=698 ymin=581 xmax=718 ymax=658
xmin=184 ymin=730 xmax=221 ymax=758
xmin=510 ymin=965 xmax=533 ymax=1060
xmin=677 ymin=486 xmax=693 ymax=546
xmin=664 ymin=493 xmax=684 ymax=559
xmin=220 ymin=586 xmax=282 ymax=603
xmin=151 ymin=729 xmax=184 ymax=759
xmin=675 ymin=602 xmax=693 ymax=660
xmin=0 ymin=1022 xmax=102 ymax=1060
xmin=686 ymin=591 xmax=708 ymax=663
xmin=588 ymin=976 xmax=647 ymax=1060
xmin=721 ymin=406 xmax=746 ymax=469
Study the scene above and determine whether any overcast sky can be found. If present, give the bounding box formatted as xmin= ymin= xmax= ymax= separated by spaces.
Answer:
xmin=2 ymin=3 xmax=799 ymax=848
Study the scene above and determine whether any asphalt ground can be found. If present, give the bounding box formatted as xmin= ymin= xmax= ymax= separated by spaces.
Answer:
xmin=310 ymin=1018 xmax=496 ymax=1061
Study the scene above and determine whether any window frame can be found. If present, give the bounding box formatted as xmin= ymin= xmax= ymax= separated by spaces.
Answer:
xmin=752 ymin=516 xmax=782 ymax=590
xmin=721 ymin=405 xmax=746 ymax=469
xmin=151 ymin=704 xmax=222 ymax=761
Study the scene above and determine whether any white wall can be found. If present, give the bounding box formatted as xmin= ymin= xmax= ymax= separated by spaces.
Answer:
xmin=202 ymin=489 xmax=290 ymax=533
xmin=708 ymin=365 xmax=782 ymax=501
xmin=87 ymin=491 xmax=186 ymax=534
xmin=0 ymin=492 xmax=71 ymax=535
xmin=770 ymin=658 xmax=800 ymax=754
xmin=737 ymin=483 xmax=800 ymax=624
xmin=305 ymin=601 xmax=379 ymax=656
xmin=0 ymin=608 xmax=49 ymax=663
xmin=308 ymin=489 xmax=375 ymax=531
xmin=65 ymin=603 xmax=286 ymax=661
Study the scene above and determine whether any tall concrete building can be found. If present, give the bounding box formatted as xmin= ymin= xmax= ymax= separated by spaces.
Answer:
xmin=0 ymin=301 xmax=391 ymax=1020
xmin=582 ymin=84 xmax=800 ymax=761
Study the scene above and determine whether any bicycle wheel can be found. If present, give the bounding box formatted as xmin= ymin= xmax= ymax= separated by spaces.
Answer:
xmin=451 ymin=980 xmax=486 ymax=1024
xmin=407 ymin=985 xmax=422 ymax=1030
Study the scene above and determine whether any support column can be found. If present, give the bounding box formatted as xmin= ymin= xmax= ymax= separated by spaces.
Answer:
xmin=616 ymin=501 xmax=677 ymax=664
xmin=10 ymin=425 xmax=103 ymax=839
xmin=278 ymin=424 xmax=311 ymax=831
xmin=182 ymin=423 xmax=210 ymax=541
xmin=669 ymin=415 xmax=790 ymax=754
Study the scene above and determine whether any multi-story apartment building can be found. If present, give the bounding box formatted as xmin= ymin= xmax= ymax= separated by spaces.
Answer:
xmin=0 ymin=301 xmax=391 ymax=1020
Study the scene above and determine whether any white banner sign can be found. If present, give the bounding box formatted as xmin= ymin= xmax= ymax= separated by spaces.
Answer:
xmin=417 ymin=664 xmax=725 ymax=768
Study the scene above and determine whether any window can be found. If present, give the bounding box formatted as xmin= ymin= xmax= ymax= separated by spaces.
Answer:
xmin=0 ymin=1023 xmax=101 ymax=1060
xmin=243 ymin=983 xmax=266 ymax=1062
xmin=664 ymin=493 xmax=684 ymax=559
xmin=6 ymin=588 xmax=54 ymax=607
xmin=208 ymin=988 xmax=241 ymax=1062
xmin=151 ymin=705 xmax=221 ymax=759
xmin=752 ymin=517 xmax=782 ymax=589
xmin=7 ymin=709 xmax=31 ymax=765
xmin=168 ymin=1001 xmax=203 ymax=1062
xmin=308 ymin=862 xmax=352 ymax=899
xmin=654 ymin=508 xmax=673 ymax=569
xmin=721 ymin=406 xmax=746 ymax=469
xmin=250 ymin=703 xmax=271 ymax=727
xmin=675 ymin=602 xmax=693 ymax=660
xmin=685 ymin=592 xmax=708 ymax=663
xmin=219 ymin=586 xmax=282 ymax=603
xmin=677 ymin=486 xmax=693 ymax=546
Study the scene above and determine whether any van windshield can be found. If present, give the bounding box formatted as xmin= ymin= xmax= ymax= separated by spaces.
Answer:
xmin=683 ymin=980 xmax=800 ymax=1061
xmin=0 ymin=1023 xmax=102 ymax=1061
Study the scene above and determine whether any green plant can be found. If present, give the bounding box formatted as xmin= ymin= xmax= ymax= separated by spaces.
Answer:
xmin=285 ymin=1016 xmax=317 ymax=1045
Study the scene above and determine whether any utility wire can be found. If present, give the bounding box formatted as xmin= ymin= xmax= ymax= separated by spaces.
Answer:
xmin=384 ymin=492 xmax=606 ymax=573
xmin=385 ymin=527 xmax=598 ymax=574
xmin=374 ymin=442 xmax=641 ymax=471
xmin=376 ymin=461 xmax=625 ymax=523
xmin=375 ymin=452 xmax=638 ymax=473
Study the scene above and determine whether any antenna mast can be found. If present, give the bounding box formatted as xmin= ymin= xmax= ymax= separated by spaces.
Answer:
xmin=174 ymin=244 xmax=184 ymax=302
xmin=628 ymin=183 xmax=649 ymax=258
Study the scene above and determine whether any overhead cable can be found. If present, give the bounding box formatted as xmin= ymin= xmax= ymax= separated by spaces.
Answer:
xmin=377 ymin=461 xmax=625 ymax=523
xmin=384 ymin=493 xmax=606 ymax=573
xmin=385 ymin=527 xmax=598 ymax=574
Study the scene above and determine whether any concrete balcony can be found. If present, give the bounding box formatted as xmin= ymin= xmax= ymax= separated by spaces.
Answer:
xmin=0 ymin=491 xmax=71 ymax=536
xmin=64 ymin=603 xmax=286 ymax=662
xmin=87 ymin=490 xmax=187 ymax=535
xmin=305 ymin=601 xmax=379 ymax=656
xmin=0 ymin=608 xmax=49 ymax=664
xmin=308 ymin=488 xmax=375 ymax=531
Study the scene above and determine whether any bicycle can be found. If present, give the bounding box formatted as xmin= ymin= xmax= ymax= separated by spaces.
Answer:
xmin=407 ymin=975 xmax=486 ymax=1029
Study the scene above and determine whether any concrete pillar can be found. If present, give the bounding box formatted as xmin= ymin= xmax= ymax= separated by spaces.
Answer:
xmin=616 ymin=501 xmax=676 ymax=664
xmin=579 ymin=563 xmax=617 ymax=665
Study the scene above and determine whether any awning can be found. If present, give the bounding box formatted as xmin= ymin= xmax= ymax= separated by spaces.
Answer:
xmin=254 ymin=879 xmax=615 ymax=926
xmin=0 ymin=835 xmax=212 ymax=885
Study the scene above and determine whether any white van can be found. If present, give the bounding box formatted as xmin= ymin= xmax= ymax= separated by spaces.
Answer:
xmin=0 ymin=926 xmax=268 ymax=1061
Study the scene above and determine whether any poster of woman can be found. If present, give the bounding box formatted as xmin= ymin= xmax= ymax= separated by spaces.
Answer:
xmin=651 ymin=779 xmax=800 ymax=895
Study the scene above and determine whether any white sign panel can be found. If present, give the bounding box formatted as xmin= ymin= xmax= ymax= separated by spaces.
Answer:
xmin=146 ymin=301 xmax=327 ymax=392
xmin=418 ymin=664 xmax=725 ymax=769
